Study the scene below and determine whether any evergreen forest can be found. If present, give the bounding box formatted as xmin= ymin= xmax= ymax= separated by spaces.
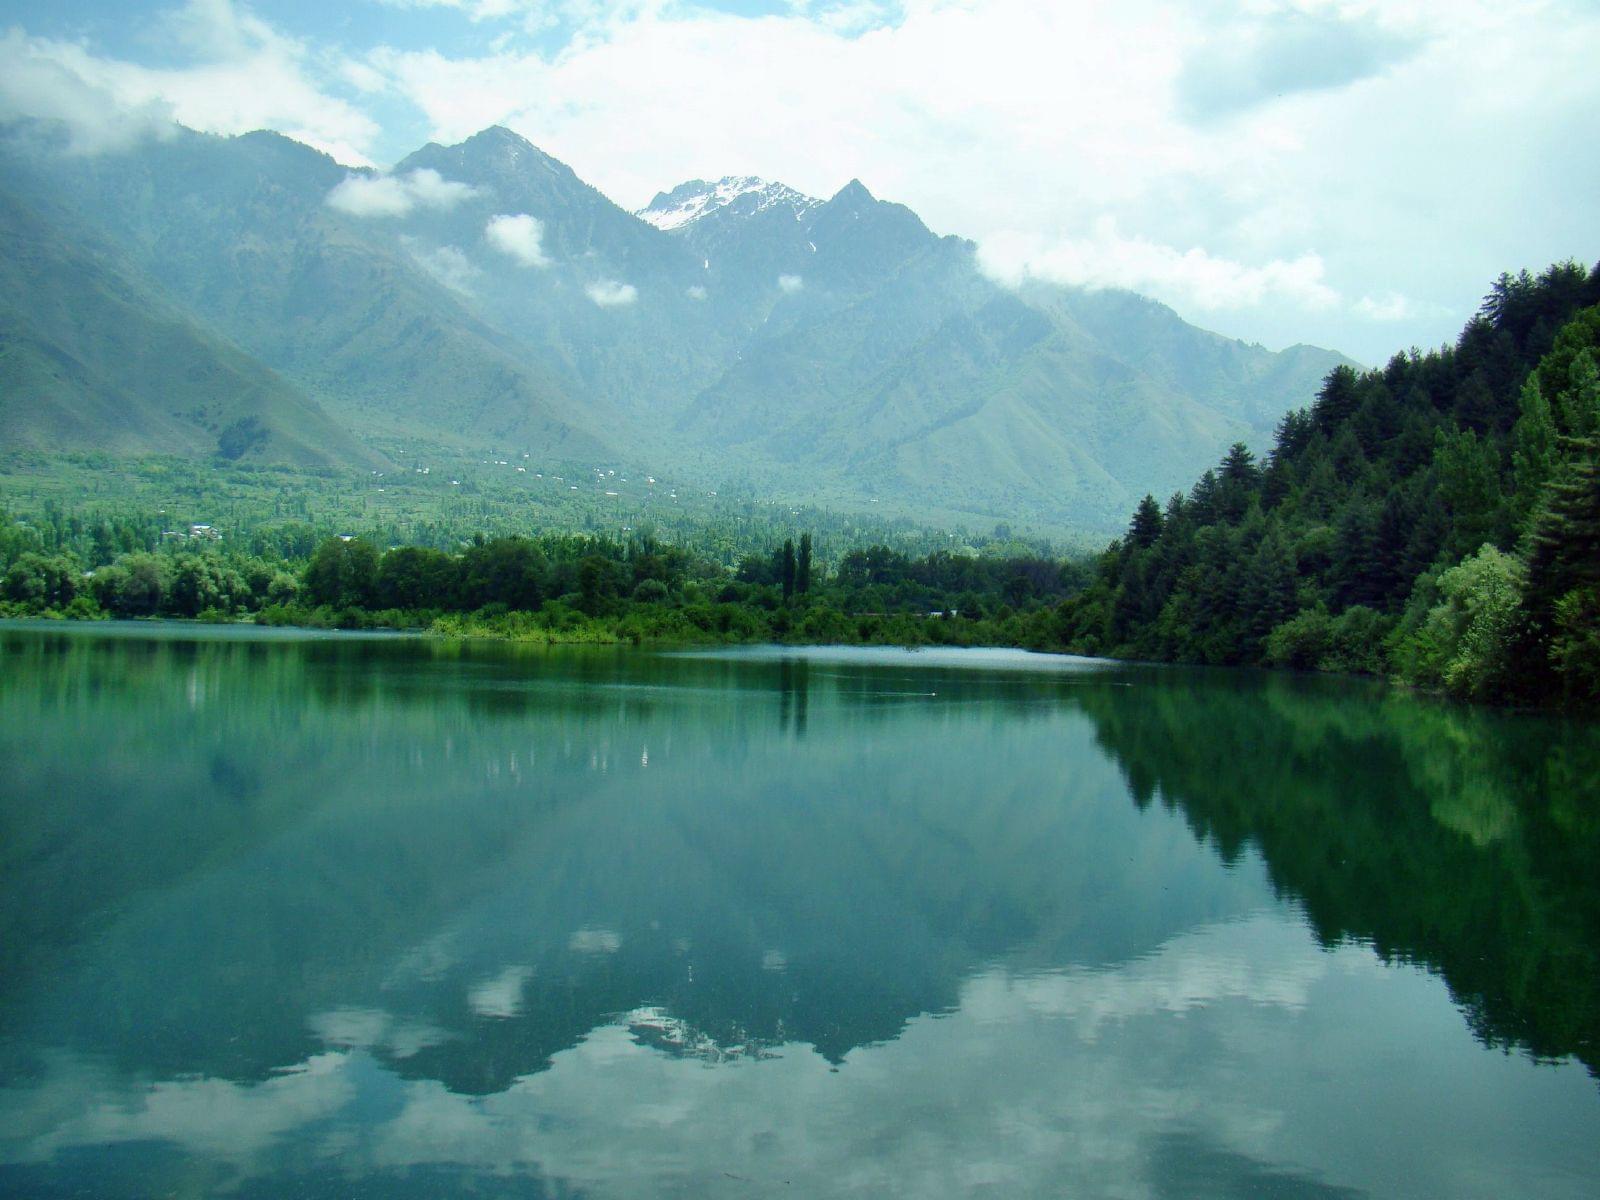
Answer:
xmin=1057 ymin=262 xmax=1600 ymax=706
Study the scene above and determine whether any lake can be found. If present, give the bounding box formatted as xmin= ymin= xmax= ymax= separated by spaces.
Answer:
xmin=1 ymin=623 xmax=1597 ymax=1198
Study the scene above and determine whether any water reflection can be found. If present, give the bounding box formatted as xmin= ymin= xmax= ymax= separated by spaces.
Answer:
xmin=1074 ymin=669 xmax=1600 ymax=1073
xmin=776 ymin=655 xmax=809 ymax=737
xmin=1 ymin=626 xmax=1598 ymax=1198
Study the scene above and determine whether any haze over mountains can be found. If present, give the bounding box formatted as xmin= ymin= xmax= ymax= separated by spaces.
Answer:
xmin=0 ymin=121 xmax=1351 ymax=531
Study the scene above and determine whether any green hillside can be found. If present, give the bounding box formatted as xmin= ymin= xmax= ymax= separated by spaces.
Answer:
xmin=0 ymin=120 xmax=1351 ymax=533
xmin=1057 ymin=261 xmax=1600 ymax=706
xmin=0 ymin=126 xmax=608 ymax=459
xmin=675 ymin=234 xmax=1349 ymax=528
xmin=0 ymin=190 xmax=378 ymax=469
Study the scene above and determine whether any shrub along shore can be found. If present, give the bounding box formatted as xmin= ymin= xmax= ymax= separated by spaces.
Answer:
xmin=0 ymin=523 xmax=1089 ymax=652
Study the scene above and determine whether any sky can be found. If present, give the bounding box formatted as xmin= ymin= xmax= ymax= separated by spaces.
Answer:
xmin=0 ymin=0 xmax=1596 ymax=362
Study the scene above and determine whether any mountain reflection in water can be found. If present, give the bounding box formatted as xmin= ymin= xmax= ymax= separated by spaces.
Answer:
xmin=0 ymin=627 xmax=1596 ymax=1199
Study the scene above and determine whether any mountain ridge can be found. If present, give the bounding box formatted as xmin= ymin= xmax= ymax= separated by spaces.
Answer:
xmin=0 ymin=118 xmax=1354 ymax=531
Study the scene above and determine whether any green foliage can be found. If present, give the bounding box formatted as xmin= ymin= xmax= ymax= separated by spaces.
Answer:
xmin=1128 ymin=495 xmax=1163 ymax=548
xmin=1526 ymin=437 xmax=1600 ymax=617
xmin=0 ymin=501 xmax=1091 ymax=657
xmin=1389 ymin=545 xmax=1527 ymax=699
xmin=1532 ymin=306 xmax=1600 ymax=435
xmin=169 ymin=553 xmax=252 ymax=617
xmin=796 ymin=533 xmax=813 ymax=595
xmin=780 ymin=539 xmax=797 ymax=605
xmin=216 ymin=417 xmax=270 ymax=462
xmin=1432 ymin=427 xmax=1508 ymax=558
xmin=0 ymin=447 xmax=1068 ymax=577
xmin=99 ymin=554 xmax=170 ymax=617
xmin=631 ymin=578 xmax=670 ymax=604
xmin=1510 ymin=378 xmax=1557 ymax=527
xmin=1262 ymin=604 xmax=1391 ymax=674
xmin=0 ymin=191 xmax=376 ymax=471
xmin=1525 ymin=434 xmax=1600 ymax=699
xmin=1262 ymin=607 xmax=1334 ymax=670
xmin=1550 ymin=586 xmax=1600 ymax=703
xmin=1317 ymin=606 xmax=1393 ymax=675
xmin=2 ymin=552 xmax=79 ymax=610
xmin=305 ymin=538 xmax=379 ymax=609
xmin=1059 ymin=263 xmax=1600 ymax=705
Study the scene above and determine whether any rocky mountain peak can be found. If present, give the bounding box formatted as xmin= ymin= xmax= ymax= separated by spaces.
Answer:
xmin=638 ymin=176 xmax=820 ymax=231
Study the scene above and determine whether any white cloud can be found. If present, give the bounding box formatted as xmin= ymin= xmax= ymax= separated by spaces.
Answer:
xmin=467 ymin=964 xmax=534 ymax=1018
xmin=374 ymin=0 xmax=536 ymax=22
xmin=484 ymin=212 xmax=550 ymax=266
xmin=979 ymin=220 xmax=1339 ymax=314
xmin=328 ymin=175 xmax=413 ymax=217
xmin=352 ymin=0 xmax=1600 ymax=359
xmin=686 ymin=284 xmax=708 ymax=300
xmin=307 ymin=1007 xmax=452 ymax=1058
xmin=327 ymin=168 xmax=478 ymax=217
xmin=585 ymin=279 xmax=638 ymax=307
xmin=0 ymin=0 xmax=381 ymax=164
xmin=1355 ymin=292 xmax=1417 ymax=321
xmin=3 ymin=1051 xmax=355 ymax=1167
xmin=1175 ymin=6 xmax=1421 ymax=123
xmin=568 ymin=927 xmax=622 ymax=953
xmin=3 ymin=0 xmax=1598 ymax=357
xmin=409 ymin=167 xmax=480 ymax=207
xmin=340 ymin=59 xmax=390 ymax=95
xmin=0 ymin=31 xmax=176 ymax=154
xmin=778 ymin=273 xmax=804 ymax=293
xmin=0 ymin=914 xmax=1582 ymax=1199
xmin=403 ymin=238 xmax=484 ymax=294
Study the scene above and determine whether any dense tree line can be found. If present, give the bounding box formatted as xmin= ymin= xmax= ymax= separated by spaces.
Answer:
xmin=0 ymin=540 xmax=300 ymax=621
xmin=1057 ymin=262 xmax=1600 ymax=705
xmin=289 ymin=530 xmax=1086 ymax=645
xmin=0 ymin=510 xmax=1088 ymax=648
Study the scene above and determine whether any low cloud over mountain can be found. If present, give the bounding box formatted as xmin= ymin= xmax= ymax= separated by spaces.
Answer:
xmin=0 ymin=121 xmax=1351 ymax=530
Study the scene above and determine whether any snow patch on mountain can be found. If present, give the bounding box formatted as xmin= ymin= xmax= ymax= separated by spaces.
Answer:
xmin=639 ymin=176 xmax=821 ymax=231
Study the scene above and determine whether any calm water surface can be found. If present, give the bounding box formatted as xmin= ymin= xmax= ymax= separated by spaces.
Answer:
xmin=1 ymin=623 xmax=1598 ymax=1198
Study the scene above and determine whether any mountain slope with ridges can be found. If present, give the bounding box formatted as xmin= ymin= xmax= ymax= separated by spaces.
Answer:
xmin=0 ymin=186 xmax=381 ymax=468
xmin=0 ymin=120 xmax=1355 ymax=531
xmin=0 ymin=124 xmax=608 ymax=459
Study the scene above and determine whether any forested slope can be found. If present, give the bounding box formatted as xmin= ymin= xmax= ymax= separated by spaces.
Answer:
xmin=0 ymin=189 xmax=378 ymax=469
xmin=1057 ymin=262 xmax=1600 ymax=706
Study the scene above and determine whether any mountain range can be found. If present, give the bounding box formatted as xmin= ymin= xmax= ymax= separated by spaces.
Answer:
xmin=0 ymin=121 xmax=1351 ymax=531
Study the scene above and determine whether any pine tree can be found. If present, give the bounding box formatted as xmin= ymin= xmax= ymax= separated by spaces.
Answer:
xmin=1526 ymin=436 xmax=1600 ymax=622
xmin=1054 ymin=263 xmax=1600 ymax=701
xmin=1271 ymin=409 xmax=1314 ymax=459
xmin=1242 ymin=523 xmax=1297 ymax=648
xmin=781 ymin=539 xmax=797 ymax=604
xmin=797 ymin=533 xmax=812 ymax=595
xmin=1217 ymin=443 xmax=1260 ymax=522
xmin=1188 ymin=470 xmax=1220 ymax=525
xmin=1510 ymin=377 xmax=1557 ymax=528
xmin=1220 ymin=442 xmax=1259 ymax=484
xmin=1129 ymin=495 xmax=1163 ymax=548
xmin=1312 ymin=365 xmax=1361 ymax=432
xmin=1452 ymin=370 xmax=1498 ymax=434
xmin=1564 ymin=349 xmax=1600 ymax=437
xmin=1432 ymin=427 xmax=1504 ymax=557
